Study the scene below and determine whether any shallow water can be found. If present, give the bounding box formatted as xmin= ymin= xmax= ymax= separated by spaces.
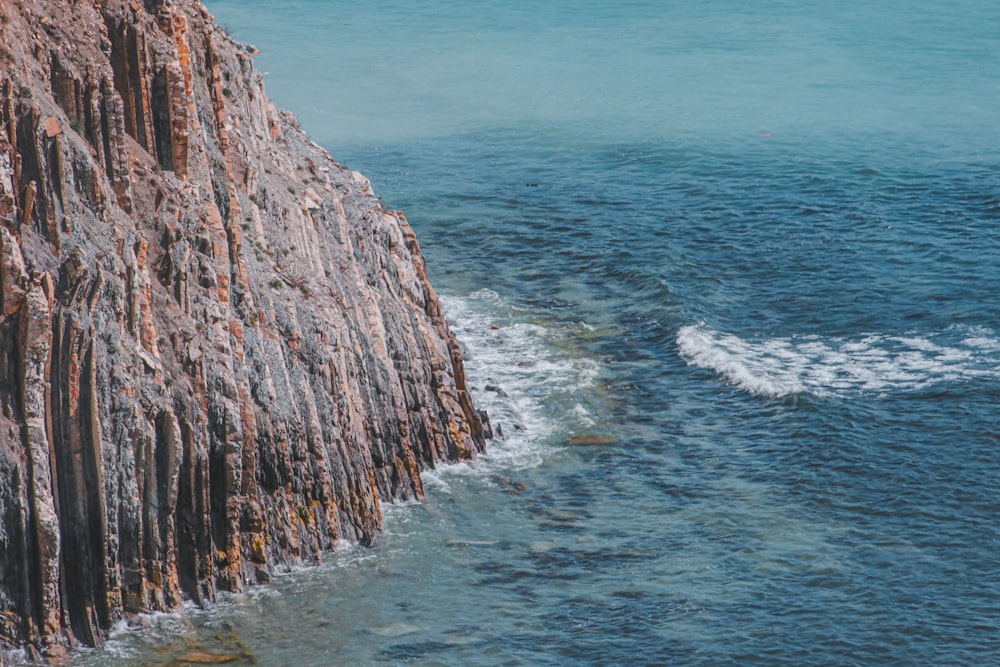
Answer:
xmin=49 ymin=1 xmax=1000 ymax=664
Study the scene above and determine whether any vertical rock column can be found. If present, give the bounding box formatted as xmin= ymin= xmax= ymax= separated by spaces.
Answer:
xmin=18 ymin=276 xmax=63 ymax=654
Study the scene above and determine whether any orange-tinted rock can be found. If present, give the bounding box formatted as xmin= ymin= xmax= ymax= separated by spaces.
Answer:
xmin=43 ymin=116 xmax=61 ymax=138
xmin=176 ymin=649 xmax=241 ymax=664
xmin=566 ymin=434 xmax=616 ymax=446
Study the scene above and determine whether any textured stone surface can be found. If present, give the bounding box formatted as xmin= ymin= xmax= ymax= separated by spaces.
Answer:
xmin=0 ymin=0 xmax=487 ymax=657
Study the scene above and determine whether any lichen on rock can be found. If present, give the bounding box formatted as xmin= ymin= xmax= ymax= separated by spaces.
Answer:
xmin=0 ymin=0 xmax=487 ymax=657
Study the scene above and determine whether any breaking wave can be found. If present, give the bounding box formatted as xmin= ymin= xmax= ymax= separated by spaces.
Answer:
xmin=433 ymin=289 xmax=601 ymax=478
xmin=677 ymin=323 xmax=1000 ymax=398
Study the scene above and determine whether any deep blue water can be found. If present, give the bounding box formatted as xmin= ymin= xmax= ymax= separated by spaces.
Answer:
xmin=54 ymin=1 xmax=1000 ymax=665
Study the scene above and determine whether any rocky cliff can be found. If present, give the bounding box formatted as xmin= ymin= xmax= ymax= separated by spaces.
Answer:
xmin=0 ymin=0 xmax=488 ymax=658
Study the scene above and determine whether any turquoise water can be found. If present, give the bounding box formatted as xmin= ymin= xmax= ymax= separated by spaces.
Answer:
xmin=62 ymin=1 xmax=1000 ymax=665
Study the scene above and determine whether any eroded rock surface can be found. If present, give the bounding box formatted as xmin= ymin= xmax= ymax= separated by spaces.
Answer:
xmin=0 ymin=0 xmax=487 ymax=657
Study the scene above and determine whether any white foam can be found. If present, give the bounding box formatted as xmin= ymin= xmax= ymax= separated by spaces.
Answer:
xmin=435 ymin=289 xmax=602 ymax=475
xmin=41 ymin=609 xmax=197 ymax=664
xmin=958 ymin=324 xmax=1000 ymax=351
xmin=677 ymin=323 xmax=1000 ymax=398
xmin=2 ymin=649 xmax=28 ymax=666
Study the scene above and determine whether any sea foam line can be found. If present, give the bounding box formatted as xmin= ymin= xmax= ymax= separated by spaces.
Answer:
xmin=677 ymin=323 xmax=1000 ymax=398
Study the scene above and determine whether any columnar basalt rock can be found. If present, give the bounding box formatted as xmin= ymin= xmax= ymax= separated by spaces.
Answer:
xmin=0 ymin=0 xmax=488 ymax=657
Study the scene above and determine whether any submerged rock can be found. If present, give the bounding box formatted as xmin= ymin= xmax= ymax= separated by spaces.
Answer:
xmin=175 ymin=650 xmax=241 ymax=664
xmin=0 ymin=0 xmax=486 ymax=656
xmin=566 ymin=434 xmax=615 ymax=446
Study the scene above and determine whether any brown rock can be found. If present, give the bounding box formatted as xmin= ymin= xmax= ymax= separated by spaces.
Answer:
xmin=0 ymin=228 xmax=28 ymax=315
xmin=566 ymin=434 xmax=616 ymax=446
xmin=176 ymin=650 xmax=240 ymax=664
xmin=0 ymin=0 xmax=488 ymax=656
xmin=43 ymin=116 xmax=61 ymax=138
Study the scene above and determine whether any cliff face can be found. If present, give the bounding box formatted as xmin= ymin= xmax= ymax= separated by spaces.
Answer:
xmin=0 ymin=0 xmax=487 ymax=657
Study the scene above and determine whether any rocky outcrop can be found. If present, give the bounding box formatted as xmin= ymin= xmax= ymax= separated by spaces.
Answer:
xmin=0 ymin=0 xmax=487 ymax=658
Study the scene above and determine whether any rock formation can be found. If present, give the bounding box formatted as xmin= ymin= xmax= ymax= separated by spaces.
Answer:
xmin=0 ymin=0 xmax=488 ymax=658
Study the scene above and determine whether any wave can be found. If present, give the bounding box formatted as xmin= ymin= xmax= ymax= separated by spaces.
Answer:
xmin=676 ymin=323 xmax=1000 ymax=398
xmin=432 ymin=289 xmax=601 ymax=480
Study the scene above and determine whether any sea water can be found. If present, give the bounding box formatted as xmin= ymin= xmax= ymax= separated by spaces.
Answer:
xmin=62 ymin=1 xmax=1000 ymax=664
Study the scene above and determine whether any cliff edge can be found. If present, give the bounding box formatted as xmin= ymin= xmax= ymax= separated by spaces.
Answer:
xmin=0 ymin=0 xmax=487 ymax=658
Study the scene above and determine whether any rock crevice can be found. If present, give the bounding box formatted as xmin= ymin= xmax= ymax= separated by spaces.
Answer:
xmin=0 ymin=0 xmax=487 ymax=657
